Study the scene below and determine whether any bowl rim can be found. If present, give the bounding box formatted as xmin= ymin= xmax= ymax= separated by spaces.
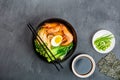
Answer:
xmin=72 ymin=54 xmax=96 ymax=78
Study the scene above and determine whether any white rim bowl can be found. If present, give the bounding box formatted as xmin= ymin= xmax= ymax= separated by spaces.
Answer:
xmin=72 ymin=54 xmax=96 ymax=78
xmin=92 ymin=30 xmax=115 ymax=54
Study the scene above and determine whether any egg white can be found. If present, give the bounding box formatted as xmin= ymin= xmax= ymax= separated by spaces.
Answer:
xmin=51 ymin=35 xmax=62 ymax=47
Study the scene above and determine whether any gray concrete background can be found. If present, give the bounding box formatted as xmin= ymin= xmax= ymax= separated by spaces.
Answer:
xmin=0 ymin=0 xmax=120 ymax=80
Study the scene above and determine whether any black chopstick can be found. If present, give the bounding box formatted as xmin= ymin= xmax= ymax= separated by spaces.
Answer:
xmin=27 ymin=24 xmax=59 ymax=71
xmin=27 ymin=23 xmax=63 ymax=71
xmin=28 ymin=23 xmax=63 ymax=69
xmin=27 ymin=24 xmax=60 ymax=71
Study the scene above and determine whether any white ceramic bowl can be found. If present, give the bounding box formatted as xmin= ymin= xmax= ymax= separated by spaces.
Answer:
xmin=72 ymin=54 xmax=96 ymax=78
xmin=92 ymin=30 xmax=115 ymax=54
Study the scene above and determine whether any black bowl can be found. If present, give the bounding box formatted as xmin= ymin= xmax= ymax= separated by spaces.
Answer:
xmin=33 ymin=18 xmax=77 ymax=62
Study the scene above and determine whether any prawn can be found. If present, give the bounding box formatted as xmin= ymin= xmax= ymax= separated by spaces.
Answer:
xmin=46 ymin=25 xmax=61 ymax=34
xmin=61 ymin=25 xmax=73 ymax=46
xmin=44 ymin=23 xmax=59 ymax=28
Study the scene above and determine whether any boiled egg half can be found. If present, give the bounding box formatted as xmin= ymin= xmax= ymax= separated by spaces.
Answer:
xmin=51 ymin=35 xmax=62 ymax=47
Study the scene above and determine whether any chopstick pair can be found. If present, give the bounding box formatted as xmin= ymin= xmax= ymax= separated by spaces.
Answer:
xmin=27 ymin=23 xmax=63 ymax=71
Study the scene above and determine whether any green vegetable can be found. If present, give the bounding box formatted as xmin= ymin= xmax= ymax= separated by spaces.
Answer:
xmin=50 ymin=43 xmax=73 ymax=61
xmin=34 ymin=40 xmax=73 ymax=62
xmin=94 ymin=34 xmax=113 ymax=51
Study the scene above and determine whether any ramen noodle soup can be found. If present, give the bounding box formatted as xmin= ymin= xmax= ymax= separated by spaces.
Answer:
xmin=34 ymin=22 xmax=74 ymax=62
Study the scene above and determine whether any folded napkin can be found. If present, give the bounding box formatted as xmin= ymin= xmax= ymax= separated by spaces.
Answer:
xmin=98 ymin=52 xmax=120 ymax=80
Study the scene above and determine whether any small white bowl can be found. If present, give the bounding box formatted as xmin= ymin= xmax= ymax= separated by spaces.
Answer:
xmin=92 ymin=30 xmax=115 ymax=54
xmin=72 ymin=54 xmax=96 ymax=78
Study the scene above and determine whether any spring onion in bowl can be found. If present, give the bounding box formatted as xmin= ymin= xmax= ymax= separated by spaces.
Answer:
xmin=94 ymin=34 xmax=113 ymax=51
xmin=92 ymin=30 xmax=115 ymax=54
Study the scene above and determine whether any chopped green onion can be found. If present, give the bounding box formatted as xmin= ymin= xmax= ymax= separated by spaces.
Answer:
xmin=94 ymin=34 xmax=113 ymax=51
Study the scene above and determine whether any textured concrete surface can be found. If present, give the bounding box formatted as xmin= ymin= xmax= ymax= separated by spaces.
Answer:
xmin=0 ymin=0 xmax=120 ymax=80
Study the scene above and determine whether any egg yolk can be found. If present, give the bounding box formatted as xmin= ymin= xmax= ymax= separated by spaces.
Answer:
xmin=51 ymin=35 xmax=63 ymax=46
xmin=55 ymin=36 xmax=62 ymax=43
